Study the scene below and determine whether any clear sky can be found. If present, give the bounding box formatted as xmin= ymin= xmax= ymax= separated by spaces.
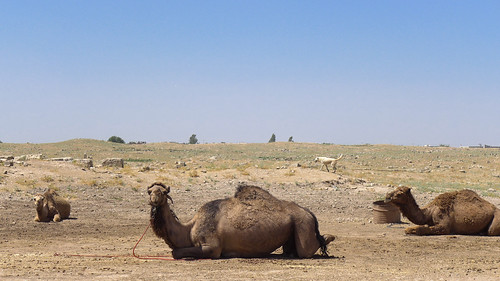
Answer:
xmin=1 ymin=1 xmax=499 ymax=146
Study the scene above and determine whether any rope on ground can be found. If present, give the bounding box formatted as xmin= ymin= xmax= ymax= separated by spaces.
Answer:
xmin=54 ymin=223 xmax=176 ymax=261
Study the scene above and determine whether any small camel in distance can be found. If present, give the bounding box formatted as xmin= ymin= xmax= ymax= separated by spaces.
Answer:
xmin=147 ymin=182 xmax=335 ymax=259
xmin=33 ymin=189 xmax=71 ymax=222
xmin=385 ymin=186 xmax=500 ymax=235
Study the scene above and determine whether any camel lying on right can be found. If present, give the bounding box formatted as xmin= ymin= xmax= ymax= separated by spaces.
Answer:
xmin=385 ymin=186 xmax=500 ymax=235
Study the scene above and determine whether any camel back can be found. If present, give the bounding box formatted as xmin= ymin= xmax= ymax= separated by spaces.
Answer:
xmin=234 ymin=184 xmax=329 ymax=256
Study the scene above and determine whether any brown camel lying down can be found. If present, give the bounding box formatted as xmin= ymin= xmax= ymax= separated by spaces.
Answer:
xmin=148 ymin=182 xmax=335 ymax=259
xmin=385 ymin=186 xmax=500 ymax=235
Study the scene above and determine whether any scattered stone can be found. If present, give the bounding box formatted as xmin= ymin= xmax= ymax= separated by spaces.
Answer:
xmin=139 ymin=166 xmax=151 ymax=172
xmin=175 ymin=161 xmax=186 ymax=168
xmin=50 ymin=157 xmax=73 ymax=162
xmin=74 ymin=159 xmax=93 ymax=169
xmin=0 ymin=155 xmax=14 ymax=161
xmin=101 ymin=158 xmax=124 ymax=168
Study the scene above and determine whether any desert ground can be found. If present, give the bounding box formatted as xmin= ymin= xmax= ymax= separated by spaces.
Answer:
xmin=1 ymin=140 xmax=499 ymax=280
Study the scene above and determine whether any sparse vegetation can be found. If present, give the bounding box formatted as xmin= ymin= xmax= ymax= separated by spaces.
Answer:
xmin=124 ymin=158 xmax=153 ymax=163
xmin=0 ymin=139 xmax=498 ymax=196
xmin=15 ymin=179 xmax=37 ymax=188
xmin=41 ymin=175 xmax=55 ymax=183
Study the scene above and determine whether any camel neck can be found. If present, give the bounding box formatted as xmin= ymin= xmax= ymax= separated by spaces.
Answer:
xmin=36 ymin=204 xmax=48 ymax=219
xmin=397 ymin=194 xmax=429 ymax=225
xmin=151 ymin=203 xmax=193 ymax=249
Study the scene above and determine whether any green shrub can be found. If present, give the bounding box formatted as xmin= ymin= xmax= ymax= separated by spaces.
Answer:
xmin=108 ymin=136 xmax=125 ymax=144
xmin=268 ymin=133 xmax=276 ymax=143
xmin=189 ymin=134 xmax=198 ymax=144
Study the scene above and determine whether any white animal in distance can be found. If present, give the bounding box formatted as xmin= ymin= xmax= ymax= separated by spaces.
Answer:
xmin=314 ymin=154 xmax=344 ymax=173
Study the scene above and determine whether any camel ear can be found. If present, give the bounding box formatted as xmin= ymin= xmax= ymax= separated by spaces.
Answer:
xmin=162 ymin=185 xmax=171 ymax=194
xmin=401 ymin=186 xmax=412 ymax=195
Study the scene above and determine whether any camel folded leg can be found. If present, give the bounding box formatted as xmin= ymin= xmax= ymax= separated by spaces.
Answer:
xmin=487 ymin=210 xmax=500 ymax=236
xmin=172 ymin=244 xmax=222 ymax=259
xmin=53 ymin=213 xmax=62 ymax=222
xmin=405 ymin=225 xmax=450 ymax=235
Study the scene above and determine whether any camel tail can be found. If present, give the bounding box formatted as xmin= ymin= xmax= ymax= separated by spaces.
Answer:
xmin=307 ymin=208 xmax=329 ymax=257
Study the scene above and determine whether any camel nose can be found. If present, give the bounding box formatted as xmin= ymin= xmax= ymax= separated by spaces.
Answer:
xmin=149 ymin=195 xmax=159 ymax=206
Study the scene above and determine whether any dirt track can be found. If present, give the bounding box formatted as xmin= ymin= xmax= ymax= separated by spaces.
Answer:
xmin=1 ymin=169 xmax=500 ymax=280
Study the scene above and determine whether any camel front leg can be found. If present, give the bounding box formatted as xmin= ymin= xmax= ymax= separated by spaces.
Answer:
xmin=405 ymin=225 xmax=450 ymax=235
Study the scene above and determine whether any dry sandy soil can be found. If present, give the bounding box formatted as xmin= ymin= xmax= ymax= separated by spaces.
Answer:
xmin=1 ymin=158 xmax=499 ymax=280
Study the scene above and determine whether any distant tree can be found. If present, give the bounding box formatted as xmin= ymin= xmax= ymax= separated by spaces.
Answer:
xmin=189 ymin=134 xmax=198 ymax=144
xmin=108 ymin=136 xmax=125 ymax=144
xmin=288 ymin=136 xmax=294 ymax=142
xmin=268 ymin=133 xmax=276 ymax=143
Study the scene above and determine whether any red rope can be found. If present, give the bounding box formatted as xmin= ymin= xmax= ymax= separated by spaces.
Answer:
xmin=132 ymin=223 xmax=176 ymax=261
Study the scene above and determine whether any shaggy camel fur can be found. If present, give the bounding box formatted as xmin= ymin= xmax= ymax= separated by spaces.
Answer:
xmin=148 ymin=182 xmax=335 ymax=259
xmin=314 ymin=154 xmax=343 ymax=172
xmin=385 ymin=186 xmax=500 ymax=235
xmin=33 ymin=189 xmax=71 ymax=222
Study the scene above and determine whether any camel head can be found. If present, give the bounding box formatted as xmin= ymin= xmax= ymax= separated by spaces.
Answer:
xmin=147 ymin=182 xmax=173 ymax=207
xmin=33 ymin=194 xmax=45 ymax=209
xmin=385 ymin=186 xmax=412 ymax=205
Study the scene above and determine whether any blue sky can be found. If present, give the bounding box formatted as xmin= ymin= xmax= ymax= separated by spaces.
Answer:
xmin=1 ymin=1 xmax=499 ymax=146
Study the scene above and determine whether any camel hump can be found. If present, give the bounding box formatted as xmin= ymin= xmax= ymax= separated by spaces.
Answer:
xmin=433 ymin=189 xmax=485 ymax=212
xmin=44 ymin=188 xmax=59 ymax=197
xmin=234 ymin=185 xmax=278 ymax=202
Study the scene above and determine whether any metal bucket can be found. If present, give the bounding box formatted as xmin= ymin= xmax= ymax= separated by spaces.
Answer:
xmin=372 ymin=200 xmax=401 ymax=224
